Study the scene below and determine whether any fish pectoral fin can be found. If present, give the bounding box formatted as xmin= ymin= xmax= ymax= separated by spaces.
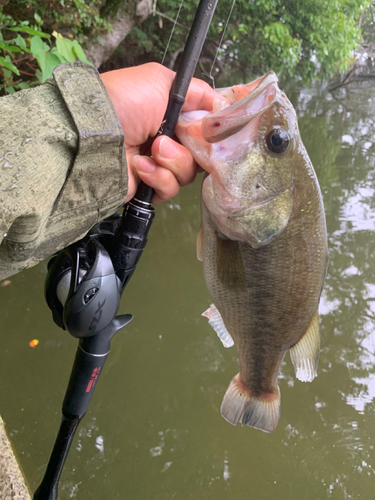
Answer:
xmin=196 ymin=224 xmax=204 ymax=262
xmin=221 ymin=374 xmax=280 ymax=433
xmin=289 ymin=310 xmax=320 ymax=383
xmin=202 ymin=304 xmax=234 ymax=348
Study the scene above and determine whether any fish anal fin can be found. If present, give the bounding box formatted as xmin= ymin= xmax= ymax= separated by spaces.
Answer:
xmin=221 ymin=374 xmax=280 ymax=433
xmin=289 ymin=310 xmax=320 ymax=383
xmin=196 ymin=224 xmax=204 ymax=262
xmin=202 ymin=304 xmax=234 ymax=348
xmin=216 ymin=235 xmax=246 ymax=289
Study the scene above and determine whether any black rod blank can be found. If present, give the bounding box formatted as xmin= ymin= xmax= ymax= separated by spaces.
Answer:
xmin=134 ymin=0 xmax=218 ymax=204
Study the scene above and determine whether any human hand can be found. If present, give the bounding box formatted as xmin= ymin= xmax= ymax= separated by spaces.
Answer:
xmin=101 ymin=63 xmax=226 ymax=204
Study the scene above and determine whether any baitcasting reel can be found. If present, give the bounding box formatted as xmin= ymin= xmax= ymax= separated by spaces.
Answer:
xmin=45 ymin=196 xmax=155 ymax=343
xmin=45 ymin=216 xmax=123 ymax=340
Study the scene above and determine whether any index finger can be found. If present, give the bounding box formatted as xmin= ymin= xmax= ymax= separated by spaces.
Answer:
xmin=183 ymin=78 xmax=228 ymax=112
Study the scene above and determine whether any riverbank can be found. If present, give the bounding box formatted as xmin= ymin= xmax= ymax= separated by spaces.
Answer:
xmin=0 ymin=416 xmax=31 ymax=499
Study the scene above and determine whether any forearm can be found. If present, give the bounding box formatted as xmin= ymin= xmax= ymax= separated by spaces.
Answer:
xmin=0 ymin=62 xmax=127 ymax=281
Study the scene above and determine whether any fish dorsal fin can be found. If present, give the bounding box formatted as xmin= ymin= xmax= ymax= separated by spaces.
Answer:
xmin=196 ymin=224 xmax=204 ymax=262
xmin=289 ymin=310 xmax=320 ymax=382
xmin=216 ymin=235 xmax=246 ymax=289
xmin=202 ymin=304 xmax=234 ymax=348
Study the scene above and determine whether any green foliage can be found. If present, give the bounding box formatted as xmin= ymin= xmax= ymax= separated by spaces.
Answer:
xmin=52 ymin=0 xmax=109 ymax=40
xmin=0 ymin=1 xmax=104 ymax=95
xmin=1 ymin=0 xmax=371 ymax=92
xmin=126 ymin=0 xmax=370 ymax=84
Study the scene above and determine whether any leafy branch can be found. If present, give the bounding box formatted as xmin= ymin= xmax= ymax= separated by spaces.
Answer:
xmin=0 ymin=6 xmax=94 ymax=95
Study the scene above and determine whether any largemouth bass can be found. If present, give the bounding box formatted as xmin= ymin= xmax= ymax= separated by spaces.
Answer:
xmin=175 ymin=72 xmax=328 ymax=433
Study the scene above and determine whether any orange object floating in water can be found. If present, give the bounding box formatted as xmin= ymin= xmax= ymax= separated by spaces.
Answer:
xmin=29 ymin=339 xmax=39 ymax=348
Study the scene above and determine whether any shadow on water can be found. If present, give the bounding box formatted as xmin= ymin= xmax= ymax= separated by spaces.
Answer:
xmin=1 ymin=79 xmax=375 ymax=499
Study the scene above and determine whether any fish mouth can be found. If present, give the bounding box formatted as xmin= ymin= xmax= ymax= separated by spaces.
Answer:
xmin=201 ymin=72 xmax=279 ymax=144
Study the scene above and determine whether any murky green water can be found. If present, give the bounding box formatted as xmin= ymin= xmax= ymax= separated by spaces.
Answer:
xmin=1 ymin=80 xmax=375 ymax=499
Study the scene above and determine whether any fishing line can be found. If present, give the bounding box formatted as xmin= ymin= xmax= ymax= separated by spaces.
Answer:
xmin=160 ymin=0 xmax=185 ymax=67
xmin=205 ymin=0 xmax=236 ymax=88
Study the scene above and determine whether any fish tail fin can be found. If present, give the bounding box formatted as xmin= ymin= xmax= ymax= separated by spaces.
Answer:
xmin=220 ymin=374 xmax=280 ymax=433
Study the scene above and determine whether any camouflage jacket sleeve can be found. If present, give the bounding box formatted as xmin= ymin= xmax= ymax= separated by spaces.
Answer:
xmin=0 ymin=62 xmax=128 ymax=281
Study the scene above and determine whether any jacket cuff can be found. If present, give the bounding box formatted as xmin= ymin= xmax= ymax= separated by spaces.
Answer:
xmin=52 ymin=62 xmax=128 ymax=220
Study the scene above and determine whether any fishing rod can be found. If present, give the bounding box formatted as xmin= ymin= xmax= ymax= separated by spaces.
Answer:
xmin=33 ymin=1 xmax=218 ymax=498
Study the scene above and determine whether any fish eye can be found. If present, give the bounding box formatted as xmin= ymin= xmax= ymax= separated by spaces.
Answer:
xmin=266 ymin=128 xmax=290 ymax=154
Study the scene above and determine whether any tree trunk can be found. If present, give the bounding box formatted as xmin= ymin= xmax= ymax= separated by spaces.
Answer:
xmin=85 ymin=0 xmax=152 ymax=69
